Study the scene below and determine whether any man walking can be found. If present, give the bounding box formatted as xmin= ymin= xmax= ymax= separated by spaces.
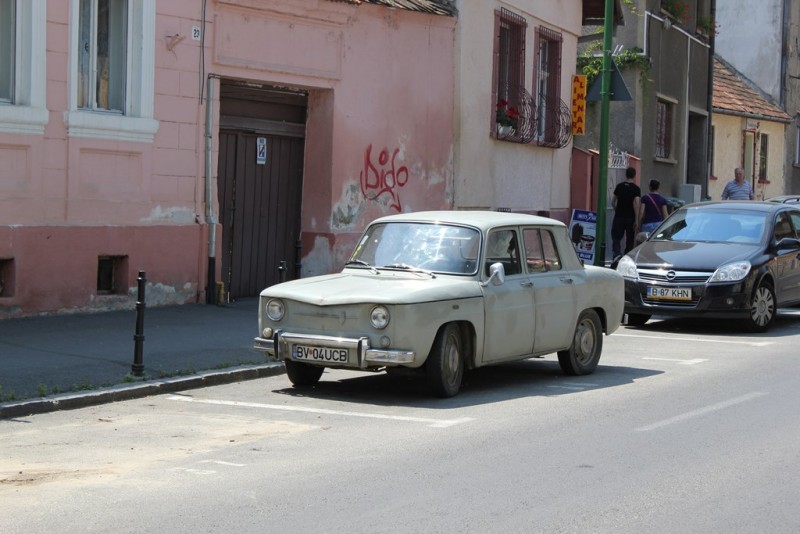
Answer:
xmin=721 ymin=167 xmax=754 ymax=200
xmin=611 ymin=166 xmax=641 ymax=260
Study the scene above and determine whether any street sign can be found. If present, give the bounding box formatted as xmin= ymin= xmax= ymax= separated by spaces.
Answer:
xmin=256 ymin=137 xmax=267 ymax=165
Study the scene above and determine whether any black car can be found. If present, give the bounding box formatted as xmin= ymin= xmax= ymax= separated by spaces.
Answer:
xmin=616 ymin=201 xmax=800 ymax=332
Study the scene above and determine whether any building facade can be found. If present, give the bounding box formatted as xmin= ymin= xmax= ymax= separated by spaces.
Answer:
xmin=0 ymin=0 xmax=456 ymax=317
xmin=709 ymin=57 xmax=790 ymax=201
xmin=714 ymin=0 xmax=800 ymax=195
xmin=575 ymin=0 xmax=715 ymax=207
xmin=452 ymin=0 xmax=584 ymax=222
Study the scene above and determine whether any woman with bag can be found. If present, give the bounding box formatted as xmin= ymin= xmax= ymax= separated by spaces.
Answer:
xmin=638 ymin=179 xmax=670 ymax=234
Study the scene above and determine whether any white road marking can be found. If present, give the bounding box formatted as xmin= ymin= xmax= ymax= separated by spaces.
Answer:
xmin=171 ymin=468 xmax=216 ymax=476
xmin=198 ymin=460 xmax=245 ymax=467
xmin=636 ymin=392 xmax=767 ymax=432
xmin=166 ymin=396 xmax=473 ymax=428
xmin=642 ymin=357 xmax=708 ymax=365
xmin=617 ymin=333 xmax=774 ymax=347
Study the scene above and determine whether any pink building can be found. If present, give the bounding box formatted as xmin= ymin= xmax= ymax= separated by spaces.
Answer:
xmin=0 ymin=0 xmax=456 ymax=317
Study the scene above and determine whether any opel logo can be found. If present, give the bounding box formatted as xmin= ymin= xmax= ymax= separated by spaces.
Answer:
xmin=666 ymin=270 xmax=677 ymax=281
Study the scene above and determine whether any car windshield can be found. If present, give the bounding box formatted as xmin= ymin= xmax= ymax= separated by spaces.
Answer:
xmin=652 ymin=209 xmax=767 ymax=244
xmin=349 ymin=222 xmax=481 ymax=275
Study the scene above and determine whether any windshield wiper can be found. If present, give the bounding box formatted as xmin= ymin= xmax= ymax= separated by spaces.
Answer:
xmin=379 ymin=263 xmax=436 ymax=278
xmin=345 ymin=259 xmax=378 ymax=274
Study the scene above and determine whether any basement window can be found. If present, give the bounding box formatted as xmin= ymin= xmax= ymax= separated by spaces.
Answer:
xmin=97 ymin=255 xmax=128 ymax=294
xmin=0 ymin=258 xmax=14 ymax=297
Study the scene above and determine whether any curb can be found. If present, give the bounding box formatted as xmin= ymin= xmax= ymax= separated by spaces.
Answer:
xmin=0 ymin=362 xmax=286 ymax=420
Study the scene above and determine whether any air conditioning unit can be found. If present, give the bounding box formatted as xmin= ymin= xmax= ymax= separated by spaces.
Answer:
xmin=677 ymin=184 xmax=701 ymax=204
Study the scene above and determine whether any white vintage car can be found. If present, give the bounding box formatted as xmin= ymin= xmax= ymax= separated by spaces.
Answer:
xmin=255 ymin=211 xmax=623 ymax=397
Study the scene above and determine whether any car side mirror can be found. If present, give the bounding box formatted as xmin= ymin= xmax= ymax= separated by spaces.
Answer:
xmin=776 ymin=237 xmax=800 ymax=251
xmin=481 ymin=262 xmax=506 ymax=287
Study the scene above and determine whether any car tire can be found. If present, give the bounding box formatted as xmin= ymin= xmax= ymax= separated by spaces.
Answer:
xmin=746 ymin=279 xmax=776 ymax=333
xmin=426 ymin=323 xmax=464 ymax=398
xmin=626 ymin=313 xmax=651 ymax=327
xmin=558 ymin=309 xmax=603 ymax=376
xmin=285 ymin=360 xmax=324 ymax=387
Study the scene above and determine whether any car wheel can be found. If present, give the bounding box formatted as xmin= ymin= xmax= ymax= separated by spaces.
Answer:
xmin=626 ymin=313 xmax=651 ymax=327
xmin=426 ymin=323 xmax=464 ymax=398
xmin=285 ymin=360 xmax=324 ymax=387
xmin=558 ymin=310 xmax=603 ymax=376
xmin=746 ymin=280 xmax=776 ymax=333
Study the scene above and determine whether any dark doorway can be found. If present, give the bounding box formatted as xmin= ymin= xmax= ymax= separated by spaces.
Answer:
xmin=217 ymin=82 xmax=306 ymax=299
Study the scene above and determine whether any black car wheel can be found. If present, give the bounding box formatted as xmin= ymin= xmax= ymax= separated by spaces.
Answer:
xmin=285 ymin=360 xmax=324 ymax=387
xmin=746 ymin=280 xmax=776 ymax=333
xmin=558 ymin=310 xmax=602 ymax=375
xmin=626 ymin=313 xmax=651 ymax=327
xmin=426 ymin=323 xmax=464 ymax=398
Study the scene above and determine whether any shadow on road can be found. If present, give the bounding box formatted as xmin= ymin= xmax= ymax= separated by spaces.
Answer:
xmin=624 ymin=307 xmax=800 ymax=338
xmin=271 ymin=358 xmax=662 ymax=410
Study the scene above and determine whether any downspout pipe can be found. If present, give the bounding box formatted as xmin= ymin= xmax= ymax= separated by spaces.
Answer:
xmin=706 ymin=0 xmax=716 ymax=197
xmin=205 ymin=74 xmax=217 ymax=305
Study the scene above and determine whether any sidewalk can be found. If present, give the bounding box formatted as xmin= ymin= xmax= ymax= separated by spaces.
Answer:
xmin=0 ymin=298 xmax=285 ymax=419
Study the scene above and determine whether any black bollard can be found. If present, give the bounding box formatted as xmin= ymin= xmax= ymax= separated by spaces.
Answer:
xmin=278 ymin=260 xmax=287 ymax=283
xmin=132 ymin=271 xmax=146 ymax=376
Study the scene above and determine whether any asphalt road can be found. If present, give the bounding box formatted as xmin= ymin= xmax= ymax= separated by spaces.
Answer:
xmin=3 ymin=311 xmax=800 ymax=533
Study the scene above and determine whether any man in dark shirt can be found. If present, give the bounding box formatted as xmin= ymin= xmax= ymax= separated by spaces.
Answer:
xmin=611 ymin=166 xmax=641 ymax=259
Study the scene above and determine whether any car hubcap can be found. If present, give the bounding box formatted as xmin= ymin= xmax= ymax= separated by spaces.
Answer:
xmin=751 ymin=286 xmax=774 ymax=326
xmin=576 ymin=319 xmax=596 ymax=364
xmin=444 ymin=337 xmax=460 ymax=385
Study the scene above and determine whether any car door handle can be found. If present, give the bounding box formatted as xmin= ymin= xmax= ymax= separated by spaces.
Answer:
xmin=559 ymin=277 xmax=574 ymax=284
xmin=520 ymin=281 xmax=533 ymax=288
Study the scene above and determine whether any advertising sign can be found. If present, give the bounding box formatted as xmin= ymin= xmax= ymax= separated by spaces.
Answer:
xmin=572 ymin=75 xmax=587 ymax=135
xmin=568 ymin=209 xmax=597 ymax=264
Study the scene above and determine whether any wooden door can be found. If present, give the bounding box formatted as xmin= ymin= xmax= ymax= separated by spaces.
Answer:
xmin=217 ymin=131 xmax=304 ymax=299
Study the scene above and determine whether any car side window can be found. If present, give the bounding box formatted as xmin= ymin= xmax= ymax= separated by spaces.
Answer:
xmin=522 ymin=228 xmax=562 ymax=272
xmin=522 ymin=228 xmax=546 ymax=273
xmin=773 ymin=213 xmax=794 ymax=241
xmin=789 ymin=212 xmax=800 ymax=239
xmin=541 ymin=231 xmax=563 ymax=271
xmin=486 ymin=229 xmax=521 ymax=276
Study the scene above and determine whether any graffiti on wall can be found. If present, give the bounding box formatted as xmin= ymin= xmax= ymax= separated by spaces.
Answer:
xmin=359 ymin=144 xmax=409 ymax=211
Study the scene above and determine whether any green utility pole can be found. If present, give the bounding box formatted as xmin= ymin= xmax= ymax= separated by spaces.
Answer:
xmin=594 ymin=0 xmax=614 ymax=266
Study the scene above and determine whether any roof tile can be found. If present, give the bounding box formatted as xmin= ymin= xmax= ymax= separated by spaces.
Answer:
xmin=326 ymin=0 xmax=456 ymax=16
xmin=713 ymin=57 xmax=790 ymax=122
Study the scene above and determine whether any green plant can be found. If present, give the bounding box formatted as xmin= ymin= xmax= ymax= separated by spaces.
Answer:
xmin=696 ymin=15 xmax=719 ymax=36
xmin=0 ymin=386 xmax=17 ymax=402
xmin=37 ymin=384 xmax=47 ymax=397
xmin=661 ymin=0 xmax=690 ymax=22
xmin=577 ymin=46 xmax=651 ymax=88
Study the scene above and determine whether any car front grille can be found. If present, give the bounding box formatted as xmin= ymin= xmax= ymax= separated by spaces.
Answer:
xmin=637 ymin=268 xmax=711 ymax=308
xmin=637 ymin=268 xmax=712 ymax=284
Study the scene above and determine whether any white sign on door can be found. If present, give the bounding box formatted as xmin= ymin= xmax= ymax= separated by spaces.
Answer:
xmin=257 ymin=137 xmax=267 ymax=165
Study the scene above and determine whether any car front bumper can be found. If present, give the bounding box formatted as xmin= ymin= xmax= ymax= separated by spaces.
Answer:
xmin=623 ymin=278 xmax=753 ymax=319
xmin=254 ymin=331 xmax=415 ymax=368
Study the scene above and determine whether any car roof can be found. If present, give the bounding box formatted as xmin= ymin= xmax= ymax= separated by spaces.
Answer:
xmin=680 ymin=200 xmax=800 ymax=214
xmin=767 ymin=195 xmax=800 ymax=203
xmin=370 ymin=210 xmax=566 ymax=231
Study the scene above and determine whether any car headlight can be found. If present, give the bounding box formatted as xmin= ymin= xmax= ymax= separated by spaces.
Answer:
xmin=266 ymin=298 xmax=285 ymax=321
xmin=709 ymin=261 xmax=751 ymax=283
xmin=615 ymin=255 xmax=638 ymax=279
xmin=370 ymin=305 xmax=390 ymax=329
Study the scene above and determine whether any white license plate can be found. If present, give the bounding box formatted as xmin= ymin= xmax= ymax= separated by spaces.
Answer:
xmin=646 ymin=286 xmax=692 ymax=301
xmin=291 ymin=344 xmax=349 ymax=363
